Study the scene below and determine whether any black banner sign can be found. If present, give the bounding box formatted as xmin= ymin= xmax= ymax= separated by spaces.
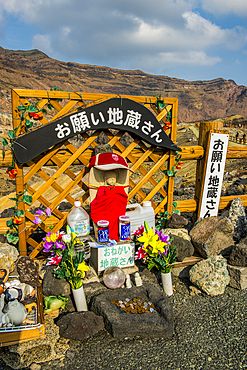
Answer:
xmin=13 ymin=97 xmax=181 ymax=164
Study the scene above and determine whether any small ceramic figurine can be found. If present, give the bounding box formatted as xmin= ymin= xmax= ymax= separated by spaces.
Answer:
xmin=134 ymin=272 xmax=143 ymax=287
xmin=2 ymin=300 xmax=27 ymax=326
xmin=125 ymin=274 xmax=132 ymax=289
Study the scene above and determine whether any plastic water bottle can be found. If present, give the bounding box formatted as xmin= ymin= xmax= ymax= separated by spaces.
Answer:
xmin=67 ymin=201 xmax=90 ymax=237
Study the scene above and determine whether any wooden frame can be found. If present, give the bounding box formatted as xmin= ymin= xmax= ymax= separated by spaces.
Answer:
xmin=10 ymin=89 xmax=179 ymax=257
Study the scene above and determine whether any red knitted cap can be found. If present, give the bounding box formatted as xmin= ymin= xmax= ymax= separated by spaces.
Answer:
xmin=88 ymin=153 xmax=134 ymax=172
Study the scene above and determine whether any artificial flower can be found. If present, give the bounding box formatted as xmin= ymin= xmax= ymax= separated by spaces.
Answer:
xmin=46 ymin=255 xmax=62 ymax=266
xmin=33 ymin=216 xmax=42 ymax=224
xmin=35 ymin=209 xmax=45 ymax=216
xmin=77 ymin=261 xmax=90 ymax=278
xmin=13 ymin=216 xmax=22 ymax=224
xmin=132 ymin=225 xmax=145 ymax=236
xmin=156 ymin=230 xmax=170 ymax=244
xmin=135 ymin=246 xmax=147 ymax=260
xmin=135 ymin=221 xmax=176 ymax=274
xmin=62 ymin=234 xmax=72 ymax=243
xmin=137 ymin=228 xmax=159 ymax=249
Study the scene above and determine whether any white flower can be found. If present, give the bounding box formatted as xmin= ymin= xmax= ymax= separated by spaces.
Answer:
xmin=62 ymin=234 xmax=71 ymax=243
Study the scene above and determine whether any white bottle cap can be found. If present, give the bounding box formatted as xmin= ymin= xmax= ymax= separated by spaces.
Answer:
xmin=74 ymin=201 xmax=81 ymax=207
xmin=143 ymin=201 xmax=151 ymax=207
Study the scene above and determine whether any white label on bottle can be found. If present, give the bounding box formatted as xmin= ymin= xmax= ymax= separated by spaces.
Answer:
xmin=70 ymin=220 xmax=90 ymax=236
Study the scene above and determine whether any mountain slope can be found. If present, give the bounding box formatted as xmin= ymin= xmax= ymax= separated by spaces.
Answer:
xmin=0 ymin=47 xmax=247 ymax=123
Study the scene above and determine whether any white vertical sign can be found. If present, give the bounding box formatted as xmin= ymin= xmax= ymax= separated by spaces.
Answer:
xmin=199 ymin=133 xmax=229 ymax=219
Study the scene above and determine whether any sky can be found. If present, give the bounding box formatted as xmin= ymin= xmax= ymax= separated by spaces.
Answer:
xmin=0 ymin=0 xmax=247 ymax=86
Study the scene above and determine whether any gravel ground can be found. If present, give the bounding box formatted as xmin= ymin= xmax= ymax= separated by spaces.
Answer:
xmin=1 ymin=283 xmax=246 ymax=370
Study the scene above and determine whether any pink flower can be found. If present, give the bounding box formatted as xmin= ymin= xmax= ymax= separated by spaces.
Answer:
xmin=135 ymin=246 xmax=147 ymax=260
xmin=35 ymin=209 xmax=44 ymax=216
xmin=45 ymin=207 xmax=52 ymax=217
xmin=46 ymin=255 xmax=62 ymax=266
xmin=33 ymin=216 xmax=42 ymax=224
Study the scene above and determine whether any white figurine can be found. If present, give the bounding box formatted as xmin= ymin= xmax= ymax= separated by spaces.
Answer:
xmin=134 ymin=272 xmax=143 ymax=287
xmin=125 ymin=274 xmax=132 ymax=289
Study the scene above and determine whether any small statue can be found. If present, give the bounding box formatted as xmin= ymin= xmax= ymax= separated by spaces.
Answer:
xmin=134 ymin=272 xmax=143 ymax=287
xmin=89 ymin=153 xmax=133 ymax=241
xmin=125 ymin=274 xmax=132 ymax=289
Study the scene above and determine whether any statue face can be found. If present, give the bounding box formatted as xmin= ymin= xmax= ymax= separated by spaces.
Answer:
xmin=105 ymin=170 xmax=117 ymax=186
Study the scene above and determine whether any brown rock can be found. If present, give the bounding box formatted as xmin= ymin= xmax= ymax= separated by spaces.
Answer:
xmin=190 ymin=217 xmax=234 ymax=258
xmin=16 ymin=256 xmax=41 ymax=287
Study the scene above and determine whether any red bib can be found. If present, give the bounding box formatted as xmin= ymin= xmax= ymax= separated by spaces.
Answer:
xmin=90 ymin=186 xmax=128 ymax=241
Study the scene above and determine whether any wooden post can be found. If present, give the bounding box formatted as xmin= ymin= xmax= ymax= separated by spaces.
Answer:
xmin=167 ymin=99 xmax=178 ymax=215
xmin=194 ymin=120 xmax=223 ymax=220
xmin=12 ymin=89 xmax=27 ymax=255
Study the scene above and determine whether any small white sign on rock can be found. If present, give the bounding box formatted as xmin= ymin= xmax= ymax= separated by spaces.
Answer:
xmin=199 ymin=133 xmax=229 ymax=219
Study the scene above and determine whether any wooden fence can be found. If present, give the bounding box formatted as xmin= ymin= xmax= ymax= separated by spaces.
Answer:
xmin=1 ymin=90 xmax=247 ymax=258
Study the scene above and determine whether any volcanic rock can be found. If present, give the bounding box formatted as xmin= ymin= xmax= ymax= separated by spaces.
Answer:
xmin=189 ymin=255 xmax=230 ymax=296
xmin=189 ymin=216 xmax=234 ymax=258
xmin=90 ymin=283 xmax=174 ymax=339
xmin=56 ymin=311 xmax=104 ymax=341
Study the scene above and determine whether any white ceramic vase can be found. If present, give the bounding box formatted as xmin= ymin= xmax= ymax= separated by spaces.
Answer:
xmin=72 ymin=284 xmax=88 ymax=311
xmin=161 ymin=272 xmax=173 ymax=296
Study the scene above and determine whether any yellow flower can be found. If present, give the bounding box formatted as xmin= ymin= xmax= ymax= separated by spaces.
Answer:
xmin=46 ymin=233 xmax=58 ymax=243
xmin=138 ymin=228 xmax=159 ymax=249
xmin=77 ymin=261 xmax=90 ymax=278
xmin=151 ymin=239 xmax=166 ymax=254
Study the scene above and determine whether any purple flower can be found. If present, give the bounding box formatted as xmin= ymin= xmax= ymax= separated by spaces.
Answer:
xmin=156 ymin=230 xmax=169 ymax=244
xmin=43 ymin=244 xmax=54 ymax=253
xmin=55 ymin=241 xmax=66 ymax=249
xmin=45 ymin=207 xmax=52 ymax=217
xmin=35 ymin=209 xmax=45 ymax=216
xmin=33 ymin=216 xmax=42 ymax=224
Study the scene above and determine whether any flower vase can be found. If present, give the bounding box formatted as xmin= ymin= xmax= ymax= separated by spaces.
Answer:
xmin=161 ymin=272 xmax=173 ymax=296
xmin=72 ymin=284 xmax=88 ymax=311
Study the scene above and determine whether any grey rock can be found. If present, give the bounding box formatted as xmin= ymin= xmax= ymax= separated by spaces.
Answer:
xmin=189 ymin=216 xmax=234 ymax=258
xmin=90 ymin=283 xmax=174 ymax=339
xmin=167 ymin=213 xmax=188 ymax=229
xmin=228 ymin=197 xmax=247 ymax=242
xmin=227 ymin=264 xmax=247 ymax=290
xmin=169 ymin=234 xmax=194 ymax=262
xmin=189 ymin=255 xmax=230 ymax=296
xmin=228 ymin=237 xmax=247 ymax=267
xmin=56 ymin=311 xmax=104 ymax=340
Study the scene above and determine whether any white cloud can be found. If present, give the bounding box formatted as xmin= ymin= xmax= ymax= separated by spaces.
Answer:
xmin=32 ymin=34 xmax=53 ymax=55
xmin=0 ymin=0 xmax=246 ymax=75
xmin=200 ymin=0 xmax=247 ymax=16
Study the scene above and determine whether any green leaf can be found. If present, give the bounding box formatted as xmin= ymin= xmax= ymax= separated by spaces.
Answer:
xmin=21 ymin=195 xmax=33 ymax=205
xmin=16 ymin=210 xmax=25 ymax=217
xmin=167 ymin=170 xmax=174 ymax=177
xmin=2 ymin=150 xmax=5 ymax=160
xmin=1 ymin=138 xmax=8 ymax=146
xmin=6 ymin=219 xmax=13 ymax=227
xmin=173 ymin=201 xmax=178 ymax=207
xmin=8 ymin=131 xmax=14 ymax=139
xmin=174 ymin=209 xmax=180 ymax=214
xmin=6 ymin=232 xmax=19 ymax=244
xmin=47 ymin=103 xmax=54 ymax=111
xmin=28 ymin=105 xmax=38 ymax=113
xmin=25 ymin=120 xmax=33 ymax=130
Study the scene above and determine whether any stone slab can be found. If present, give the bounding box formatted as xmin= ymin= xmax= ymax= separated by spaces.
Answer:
xmin=90 ymin=283 xmax=174 ymax=339
xmin=227 ymin=264 xmax=247 ymax=290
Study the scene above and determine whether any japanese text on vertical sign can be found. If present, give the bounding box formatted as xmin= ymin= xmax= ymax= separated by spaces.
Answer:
xmin=199 ymin=133 xmax=229 ymax=219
